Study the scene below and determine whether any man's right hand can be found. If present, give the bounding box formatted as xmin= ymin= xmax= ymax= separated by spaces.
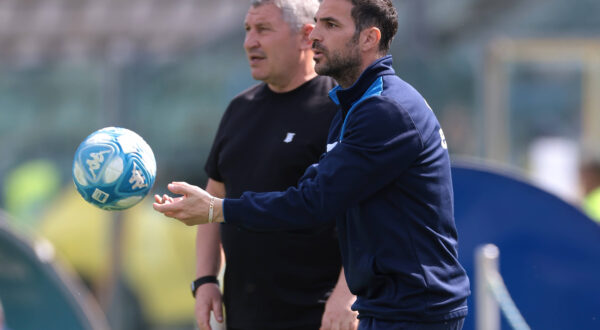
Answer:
xmin=195 ymin=283 xmax=224 ymax=330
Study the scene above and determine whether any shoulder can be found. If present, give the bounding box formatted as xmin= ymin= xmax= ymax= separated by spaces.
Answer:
xmin=340 ymin=95 xmax=424 ymax=151
xmin=353 ymin=96 xmax=416 ymax=133
xmin=222 ymin=83 xmax=265 ymax=119
xmin=348 ymin=76 xmax=419 ymax=122
xmin=343 ymin=78 xmax=431 ymax=143
xmin=231 ymin=83 xmax=265 ymax=104
xmin=380 ymin=75 xmax=426 ymax=107
xmin=357 ymin=75 xmax=441 ymax=146
xmin=363 ymin=75 xmax=435 ymax=124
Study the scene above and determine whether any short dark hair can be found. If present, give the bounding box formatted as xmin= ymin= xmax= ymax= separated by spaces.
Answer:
xmin=350 ymin=0 xmax=398 ymax=53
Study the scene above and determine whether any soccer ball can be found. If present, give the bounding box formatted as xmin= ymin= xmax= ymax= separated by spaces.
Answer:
xmin=72 ymin=127 xmax=156 ymax=210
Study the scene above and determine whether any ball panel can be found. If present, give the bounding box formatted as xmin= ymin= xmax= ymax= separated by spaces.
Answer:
xmin=138 ymin=143 xmax=157 ymax=176
xmin=118 ymin=160 xmax=151 ymax=194
xmin=87 ymin=132 xmax=114 ymax=144
xmin=73 ymin=161 xmax=88 ymax=186
xmin=117 ymin=133 xmax=141 ymax=154
xmin=104 ymin=156 xmax=124 ymax=184
xmin=115 ymin=196 xmax=143 ymax=209
xmin=76 ymin=143 xmax=118 ymax=184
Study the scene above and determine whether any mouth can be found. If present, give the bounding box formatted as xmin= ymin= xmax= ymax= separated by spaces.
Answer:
xmin=248 ymin=54 xmax=266 ymax=65
xmin=312 ymin=43 xmax=325 ymax=61
xmin=313 ymin=49 xmax=324 ymax=62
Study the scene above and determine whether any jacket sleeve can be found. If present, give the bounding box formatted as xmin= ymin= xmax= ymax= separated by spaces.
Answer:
xmin=223 ymin=97 xmax=424 ymax=230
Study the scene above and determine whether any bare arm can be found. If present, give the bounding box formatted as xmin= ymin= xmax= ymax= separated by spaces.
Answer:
xmin=320 ymin=268 xmax=358 ymax=330
xmin=195 ymin=179 xmax=226 ymax=277
xmin=194 ymin=179 xmax=226 ymax=330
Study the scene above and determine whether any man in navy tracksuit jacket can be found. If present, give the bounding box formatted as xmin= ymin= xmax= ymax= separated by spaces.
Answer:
xmin=154 ymin=0 xmax=470 ymax=328
xmin=223 ymin=55 xmax=470 ymax=327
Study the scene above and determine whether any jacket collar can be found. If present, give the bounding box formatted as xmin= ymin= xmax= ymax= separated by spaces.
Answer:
xmin=328 ymin=55 xmax=395 ymax=112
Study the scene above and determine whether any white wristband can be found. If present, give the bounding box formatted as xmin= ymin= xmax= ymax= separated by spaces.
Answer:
xmin=208 ymin=196 xmax=215 ymax=223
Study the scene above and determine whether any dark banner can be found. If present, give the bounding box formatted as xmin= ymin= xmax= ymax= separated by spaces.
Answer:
xmin=0 ymin=213 xmax=107 ymax=330
xmin=453 ymin=161 xmax=600 ymax=330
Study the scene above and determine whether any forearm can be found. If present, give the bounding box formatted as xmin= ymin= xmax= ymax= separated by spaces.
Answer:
xmin=195 ymin=179 xmax=226 ymax=276
xmin=222 ymin=184 xmax=332 ymax=230
xmin=195 ymin=224 xmax=223 ymax=276
xmin=321 ymin=268 xmax=358 ymax=329
xmin=332 ymin=268 xmax=354 ymax=301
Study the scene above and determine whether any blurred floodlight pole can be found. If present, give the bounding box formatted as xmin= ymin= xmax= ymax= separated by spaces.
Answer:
xmin=100 ymin=38 xmax=135 ymax=329
xmin=475 ymin=244 xmax=500 ymax=330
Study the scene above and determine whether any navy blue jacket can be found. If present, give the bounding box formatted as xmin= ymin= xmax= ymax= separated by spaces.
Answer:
xmin=224 ymin=56 xmax=470 ymax=322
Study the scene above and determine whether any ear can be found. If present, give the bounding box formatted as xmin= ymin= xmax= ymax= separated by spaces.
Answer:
xmin=360 ymin=27 xmax=382 ymax=53
xmin=299 ymin=24 xmax=315 ymax=50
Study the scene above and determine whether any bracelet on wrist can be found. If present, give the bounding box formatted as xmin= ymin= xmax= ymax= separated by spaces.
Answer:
xmin=208 ymin=196 xmax=215 ymax=223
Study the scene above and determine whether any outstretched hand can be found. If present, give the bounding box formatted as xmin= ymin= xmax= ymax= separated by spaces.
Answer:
xmin=153 ymin=181 xmax=224 ymax=225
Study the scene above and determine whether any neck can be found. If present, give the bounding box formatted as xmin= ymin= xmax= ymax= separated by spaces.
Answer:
xmin=267 ymin=52 xmax=317 ymax=93
xmin=335 ymin=66 xmax=362 ymax=89
xmin=337 ymin=53 xmax=383 ymax=89
xmin=267 ymin=71 xmax=317 ymax=93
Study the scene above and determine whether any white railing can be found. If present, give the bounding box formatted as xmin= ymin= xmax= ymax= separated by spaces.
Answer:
xmin=475 ymin=244 xmax=531 ymax=330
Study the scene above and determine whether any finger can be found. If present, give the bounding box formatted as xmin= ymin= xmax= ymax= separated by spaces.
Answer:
xmin=162 ymin=194 xmax=174 ymax=203
xmin=343 ymin=320 xmax=353 ymax=330
xmin=332 ymin=321 xmax=341 ymax=330
xmin=172 ymin=181 xmax=193 ymax=187
xmin=348 ymin=316 xmax=359 ymax=330
xmin=212 ymin=298 xmax=224 ymax=323
xmin=199 ymin=314 xmax=211 ymax=330
xmin=154 ymin=194 xmax=163 ymax=203
xmin=153 ymin=202 xmax=178 ymax=214
xmin=167 ymin=182 xmax=195 ymax=196
xmin=197 ymin=318 xmax=211 ymax=330
xmin=153 ymin=202 xmax=163 ymax=212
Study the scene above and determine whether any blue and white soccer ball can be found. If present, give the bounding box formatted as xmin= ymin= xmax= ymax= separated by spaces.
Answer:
xmin=72 ymin=127 xmax=156 ymax=210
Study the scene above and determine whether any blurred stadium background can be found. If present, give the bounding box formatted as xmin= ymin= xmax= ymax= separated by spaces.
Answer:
xmin=1 ymin=0 xmax=599 ymax=329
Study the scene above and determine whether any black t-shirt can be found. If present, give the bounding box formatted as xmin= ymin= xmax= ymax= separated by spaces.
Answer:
xmin=205 ymin=76 xmax=341 ymax=329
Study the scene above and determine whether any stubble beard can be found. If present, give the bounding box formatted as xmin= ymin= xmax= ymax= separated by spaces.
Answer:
xmin=314 ymin=39 xmax=362 ymax=88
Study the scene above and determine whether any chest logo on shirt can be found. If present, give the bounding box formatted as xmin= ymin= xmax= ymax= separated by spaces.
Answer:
xmin=283 ymin=132 xmax=296 ymax=143
xmin=326 ymin=141 xmax=338 ymax=152
xmin=439 ymin=128 xmax=448 ymax=149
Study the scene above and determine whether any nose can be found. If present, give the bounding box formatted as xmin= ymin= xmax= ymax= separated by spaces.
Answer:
xmin=308 ymin=25 xmax=321 ymax=43
xmin=244 ymin=30 xmax=259 ymax=50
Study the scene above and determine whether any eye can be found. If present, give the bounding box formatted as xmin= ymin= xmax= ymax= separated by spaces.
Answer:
xmin=324 ymin=21 xmax=337 ymax=28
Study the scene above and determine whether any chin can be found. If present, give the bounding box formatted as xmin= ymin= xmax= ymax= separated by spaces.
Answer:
xmin=250 ymin=71 xmax=266 ymax=81
xmin=314 ymin=65 xmax=328 ymax=76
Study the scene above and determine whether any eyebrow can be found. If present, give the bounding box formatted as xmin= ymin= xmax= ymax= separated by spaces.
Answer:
xmin=315 ymin=16 xmax=341 ymax=25
xmin=245 ymin=22 xmax=271 ymax=29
